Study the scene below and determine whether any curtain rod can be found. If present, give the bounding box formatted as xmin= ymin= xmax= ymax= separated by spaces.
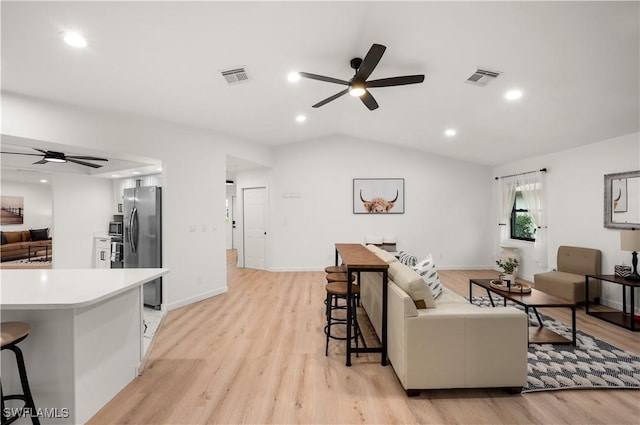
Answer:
xmin=494 ymin=168 xmax=547 ymax=180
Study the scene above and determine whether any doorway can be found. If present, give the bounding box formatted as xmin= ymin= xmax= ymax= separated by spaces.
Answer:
xmin=243 ymin=187 xmax=267 ymax=270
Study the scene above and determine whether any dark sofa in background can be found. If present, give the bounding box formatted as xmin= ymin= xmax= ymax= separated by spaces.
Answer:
xmin=0 ymin=229 xmax=52 ymax=262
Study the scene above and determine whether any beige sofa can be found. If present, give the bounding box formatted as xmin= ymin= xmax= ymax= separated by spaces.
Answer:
xmin=533 ymin=246 xmax=601 ymax=304
xmin=359 ymin=245 xmax=528 ymax=396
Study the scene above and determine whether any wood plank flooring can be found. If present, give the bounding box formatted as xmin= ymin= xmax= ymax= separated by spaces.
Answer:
xmin=88 ymin=251 xmax=640 ymax=424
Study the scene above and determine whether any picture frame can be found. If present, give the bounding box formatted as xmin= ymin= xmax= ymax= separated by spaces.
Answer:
xmin=612 ymin=178 xmax=628 ymax=213
xmin=0 ymin=195 xmax=25 ymax=225
xmin=353 ymin=178 xmax=405 ymax=214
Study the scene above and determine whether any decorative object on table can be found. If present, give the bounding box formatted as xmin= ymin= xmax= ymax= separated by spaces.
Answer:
xmin=489 ymin=280 xmax=532 ymax=293
xmin=614 ymin=264 xmax=632 ymax=278
xmin=353 ymin=178 xmax=404 ymax=214
xmin=620 ymin=230 xmax=640 ymax=281
xmin=0 ymin=195 xmax=24 ymax=225
xmin=496 ymin=257 xmax=519 ymax=288
xmin=471 ymin=295 xmax=640 ymax=393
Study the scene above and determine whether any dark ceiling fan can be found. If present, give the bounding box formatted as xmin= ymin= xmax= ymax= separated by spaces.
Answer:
xmin=299 ymin=43 xmax=425 ymax=111
xmin=0 ymin=148 xmax=109 ymax=168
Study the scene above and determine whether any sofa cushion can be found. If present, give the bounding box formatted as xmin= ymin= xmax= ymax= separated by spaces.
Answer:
xmin=398 ymin=250 xmax=417 ymax=267
xmin=0 ymin=232 xmax=6 ymax=245
xmin=375 ymin=248 xmax=399 ymax=264
xmin=413 ymin=254 xmax=443 ymax=299
xmin=366 ymin=244 xmax=381 ymax=253
xmin=30 ymin=228 xmax=49 ymax=241
xmin=388 ymin=262 xmax=436 ymax=309
xmin=4 ymin=231 xmax=23 ymax=244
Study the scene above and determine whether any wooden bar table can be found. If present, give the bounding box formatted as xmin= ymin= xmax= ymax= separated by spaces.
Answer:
xmin=335 ymin=243 xmax=389 ymax=366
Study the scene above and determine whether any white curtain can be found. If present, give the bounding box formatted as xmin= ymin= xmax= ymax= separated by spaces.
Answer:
xmin=519 ymin=171 xmax=548 ymax=268
xmin=497 ymin=176 xmax=518 ymax=247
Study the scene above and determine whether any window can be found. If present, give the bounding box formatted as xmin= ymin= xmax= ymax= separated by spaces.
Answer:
xmin=510 ymin=189 xmax=536 ymax=241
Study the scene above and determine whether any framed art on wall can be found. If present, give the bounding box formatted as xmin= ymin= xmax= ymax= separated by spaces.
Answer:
xmin=612 ymin=178 xmax=628 ymax=213
xmin=353 ymin=178 xmax=404 ymax=214
xmin=0 ymin=195 xmax=24 ymax=224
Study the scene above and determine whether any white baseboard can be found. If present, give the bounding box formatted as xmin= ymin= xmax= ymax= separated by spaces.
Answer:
xmin=267 ymin=266 xmax=325 ymax=272
xmin=167 ymin=286 xmax=228 ymax=311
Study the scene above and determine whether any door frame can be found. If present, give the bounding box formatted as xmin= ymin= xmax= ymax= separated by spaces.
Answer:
xmin=242 ymin=186 xmax=268 ymax=270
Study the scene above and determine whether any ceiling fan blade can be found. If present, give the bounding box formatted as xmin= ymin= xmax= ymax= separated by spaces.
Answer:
xmin=299 ymin=72 xmax=349 ymax=86
xmin=67 ymin=158 xmax=103 ymax=168
xmin=67 ymin=155 xmax=108 ymax=162
xmin=33 ymin=148 xmax=49 ymax=155
xmin=32 ymin=159 xmax=48 ymax=165
xmin=0 ymin=151 xmax=43 ymax=157
xmin=355 ymin=44 xmax=386 ymax=81
xmin=360 ymin=90 xmax=379 ymax=111
xmin=366 ymin=75 xmax=425 ymax=88
xmin=312 ymin=89 xmax=349 ymax=108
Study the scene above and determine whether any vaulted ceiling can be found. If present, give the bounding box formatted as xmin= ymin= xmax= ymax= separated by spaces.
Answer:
xmin=2 ymin=1 xmax=638 ymax=167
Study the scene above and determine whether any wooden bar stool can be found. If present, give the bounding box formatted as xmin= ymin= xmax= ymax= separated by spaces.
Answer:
xmin=324 ymin=265 xmax=347 ymax=274
xmin=325 ymin=272 xmax=356 ymax=283
xmin=1 ymin=322 xmax=40 ymax=425
xmin=324 ymin=282 xmax=365 ymax=356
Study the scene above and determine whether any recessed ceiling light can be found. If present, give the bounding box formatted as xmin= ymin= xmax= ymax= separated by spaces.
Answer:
xmin=445 ymin=129 xmax=457 ymax=137
xmin=505 ymin=89 xmax=523 ymax=101
xmin=111 ymin=175 xmax=120 ymax=178
xmin=295 ymin=114 xmax=306 ymax=123
xmin=60 ymin=31 xmax=87 ymax=48
xmin=287 ymin=72 xmax=301 ymax=83
xmin=39 ymin=179 xmax=48 ymax=183
xmin=131 ymin=171 xmax=141 ymax=175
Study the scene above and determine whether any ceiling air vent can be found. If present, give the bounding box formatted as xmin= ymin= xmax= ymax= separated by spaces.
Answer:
xmin=465 ymin=68 xmax=501 ymax=87
xmin=221 ymin=67 xmax=251 ymax=85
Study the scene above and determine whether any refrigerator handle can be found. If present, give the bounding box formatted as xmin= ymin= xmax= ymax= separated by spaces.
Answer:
xmin=129 ymin=207 xmax=138 ymax=254
xmin=132 ymin=207 xmax=139 ymax=254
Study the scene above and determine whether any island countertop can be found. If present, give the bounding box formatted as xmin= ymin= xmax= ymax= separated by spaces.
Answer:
xmin=0 ymin=268 xmax=168 ymax=310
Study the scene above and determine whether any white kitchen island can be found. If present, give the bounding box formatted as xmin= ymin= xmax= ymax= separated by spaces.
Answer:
xmin=1 ymin=268 xmax=168 ymax=424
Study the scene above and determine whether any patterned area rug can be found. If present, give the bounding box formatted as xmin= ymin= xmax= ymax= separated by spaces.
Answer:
xmin=471 ymin=295 xmax=640 ymax=393
xmin=1 ymin=256 xmax=51 ymax=266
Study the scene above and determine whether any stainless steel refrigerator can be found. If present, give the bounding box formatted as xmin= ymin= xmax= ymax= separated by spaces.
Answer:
xmin=124 ymin=185 xmax=162 ymax=309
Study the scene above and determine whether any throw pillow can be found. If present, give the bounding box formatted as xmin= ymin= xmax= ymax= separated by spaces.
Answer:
xmin=30 ymin=228 xmax=49 ymax=241
xmin=0 ymin=231 xmax=6 ymax=245
xmin=413 ymin=254 xmax=443 ymax=299
xmin=388 ymin=262 xmax=436 ymax=309
xmin=398 ymin=250 xmax=417 ymax=267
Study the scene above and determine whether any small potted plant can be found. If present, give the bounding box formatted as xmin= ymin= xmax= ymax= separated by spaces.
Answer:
xmin=496 ymin=257 xmax=519 ymax=287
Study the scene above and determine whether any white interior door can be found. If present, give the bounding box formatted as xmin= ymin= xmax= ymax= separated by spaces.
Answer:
xmin=243 ymin=187 xmax=266 ymax=270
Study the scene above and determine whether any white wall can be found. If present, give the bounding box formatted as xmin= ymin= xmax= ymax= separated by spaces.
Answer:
xmin=0 ymin=179 xmax=52 ymax=232
xmin=267 ymin=135 xmax=495 ymax=271
xmin=3 ymin=92 xmax=273 ymax=310
xmin=492 ymin=132 xmax=640 ymax=311
xmin=51 ymin=173 xmax=113 ymax=268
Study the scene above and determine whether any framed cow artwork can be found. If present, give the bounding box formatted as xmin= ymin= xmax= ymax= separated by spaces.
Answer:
xmin=353 ymin=178 xmax=405 ymax=214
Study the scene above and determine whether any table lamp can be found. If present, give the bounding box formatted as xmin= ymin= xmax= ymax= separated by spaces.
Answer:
xmin=620 ymin=230 xmax=640 ymax=281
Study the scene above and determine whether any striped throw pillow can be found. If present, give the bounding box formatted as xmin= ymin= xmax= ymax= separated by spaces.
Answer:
xmin=412 ymin=254 xmax=443 ymax=299
xmin=398 ymin=250 xmax=417 ymax=267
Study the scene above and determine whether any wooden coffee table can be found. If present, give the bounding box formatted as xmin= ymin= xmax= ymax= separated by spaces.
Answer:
xmin=470 ymin=278 xmax=576 ymax=346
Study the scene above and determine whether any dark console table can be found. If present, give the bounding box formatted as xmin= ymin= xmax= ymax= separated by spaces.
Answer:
xmin=585 ymin=274 xmax=640 ymax=331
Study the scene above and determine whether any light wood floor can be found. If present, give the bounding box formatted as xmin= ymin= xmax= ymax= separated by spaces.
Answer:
xmin=89 ymin=250 xmax=640 ymax=425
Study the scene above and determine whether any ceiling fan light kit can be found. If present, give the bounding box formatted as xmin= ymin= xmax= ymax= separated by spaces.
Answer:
xmin=0 ymin=148 xmax=108 ymax=168
xmin=299 ymin=43 xmax=425 ymax=111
